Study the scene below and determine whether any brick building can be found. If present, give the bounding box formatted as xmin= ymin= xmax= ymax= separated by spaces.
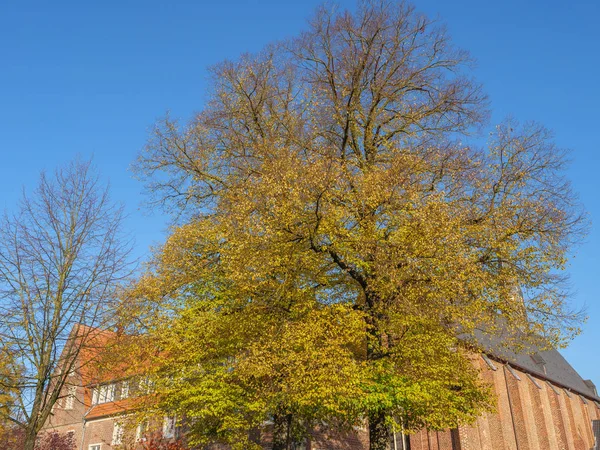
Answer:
xmin=43 ymin=326 xmax=600 ymax=450
xmin=41 ymin=326 xmax=171 ymax=450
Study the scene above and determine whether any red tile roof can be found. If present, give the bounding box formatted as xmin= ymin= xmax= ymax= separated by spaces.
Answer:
xmin=69 ymin=324 xmax=146 ymax=386
xmin=86 ymin=397 xmax=145 ymax=420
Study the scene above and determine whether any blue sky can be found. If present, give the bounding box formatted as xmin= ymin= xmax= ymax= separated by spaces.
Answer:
xmin=1 ymin=0 xmax=599 ymax=380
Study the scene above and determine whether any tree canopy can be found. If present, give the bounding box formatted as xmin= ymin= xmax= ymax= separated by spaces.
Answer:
xmin=130 ymin=1 xmax=586 ymax=449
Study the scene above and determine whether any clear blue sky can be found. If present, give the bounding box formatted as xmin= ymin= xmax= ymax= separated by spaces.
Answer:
xmin=1 ymin=0 xmax=599 ymax=380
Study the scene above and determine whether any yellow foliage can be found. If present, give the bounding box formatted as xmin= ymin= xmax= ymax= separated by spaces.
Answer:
xmin=128 ymin=1 xmax=586 ymax=448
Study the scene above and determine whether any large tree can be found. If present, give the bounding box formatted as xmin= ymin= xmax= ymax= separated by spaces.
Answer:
xmin=132 ymin=1 xmax=586 ymax=449
xmin=0 ymin=159 xmax=132 ymax=450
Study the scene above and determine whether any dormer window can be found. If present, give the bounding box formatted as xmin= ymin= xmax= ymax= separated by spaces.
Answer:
xmin=139 ymin=377 xmax=155 ymax=394
xmin=121 ymin=380 xmax=130 ymax=399
xmin=530 ymin=353 xmax=547 ymax=375
xmin=92 ymin=383 xmax=115 ymax=404
xmin=584 ymin=380 xmax=598 ymax=396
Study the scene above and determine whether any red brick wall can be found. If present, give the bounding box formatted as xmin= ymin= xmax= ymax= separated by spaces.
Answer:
xmin=409 ymin=357 xmax=600 ymax=450
xmin=310 ymin=427 xmax=369 ymax=449
xmin=84 ymin=418 xmax=117 ymax=449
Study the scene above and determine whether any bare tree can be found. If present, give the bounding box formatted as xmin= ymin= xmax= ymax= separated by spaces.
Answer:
xmin=0 ymin=159 xmax=132 ymax=450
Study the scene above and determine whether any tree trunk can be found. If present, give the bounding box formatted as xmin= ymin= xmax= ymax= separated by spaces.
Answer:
xmin=365 ymin=292 xmax=392 ymax=450
xmin=369 ymin=411 xmax=391 ymax=450
xmin=272 ymin=413 xmax=293 ymax=450
xmin=23 ymin=427 xmax=37 ymax=450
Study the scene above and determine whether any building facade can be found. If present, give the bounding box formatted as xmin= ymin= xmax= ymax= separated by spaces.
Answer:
xmin=43 ymin=328 xmax=600 ymax=450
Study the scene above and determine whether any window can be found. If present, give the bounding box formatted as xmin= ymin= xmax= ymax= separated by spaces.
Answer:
xmin=64 ymin=386 xmax=77 ymax=409
xmin=99 ymin=384 xmax=115 ymax=403
xmin=139 ymin=377 xmax=155 ymax=394
xmin=163 ymin=415 xmax=176 ymax=438
xmin=107 ymin=384 xmax=115 ymax=402
xmin=585 ymin=380 xmax=598 ymax=396
xmin=531 ymin=353 xmax=547 ymax=374
xmin=593 ymin=420 xmax=600 ymax=450
xmin=121 ymin=380 xmax=129 ymax=399
xmin=531 ymin=353 xmax=546 ymax=365
xmin=66 ymin=431 xmax=75 ymax=447
xmin=136 ymin=420 xmax=148 ymax=441
xmin=90 ymin=445 xmax=101 ymax=450
xmin=92 ymin=384 xmax=115 ymax=404
xmin=112 ymin=422 xmax=124 ymax=445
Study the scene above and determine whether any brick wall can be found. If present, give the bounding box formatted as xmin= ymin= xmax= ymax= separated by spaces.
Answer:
xmin=84 ymin=418 xmax=117 ymax=449
xmin=410 ymin=356 xmax=600 ymax=450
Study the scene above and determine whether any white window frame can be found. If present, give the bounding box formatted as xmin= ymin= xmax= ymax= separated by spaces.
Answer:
xmin=121 ymin=380 xmax=129 ymax=399
xmin=92 ymin=387 xmax=99 ymax=405
xmin=139 ymin=377 xmax=155 ymax=394
xmin=89 ymin=444 xmax=102 ymax=450
xmin=112 ymin=422 xmax=124 ymax=445
xmin=65 ymin=386 xmax=77 ymax=410
xmin=136 ymin=420 xmax=148 ymax=442
xmin=99 ymin=385 xmax=108 ymax=403
xmin=107 ymin=383 xmax=115 ymax=402
xmin=97 ymin=383 xmax=115 ymax=404
xmin=163 ymin=415 xmax=177 ymax=438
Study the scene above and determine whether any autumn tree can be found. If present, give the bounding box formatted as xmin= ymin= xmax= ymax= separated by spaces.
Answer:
xmin=0 ymin=428 xmax=76 ymax=450
xmin=34 ymin=430 xmax=76 ymax=450
xmin=0 ymin=352 xmax=20 ymax=448
xmin=132 ymin=1 xmax=586 ymax=449
xmin=0 ymin=159 xmax=132 ymax=450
